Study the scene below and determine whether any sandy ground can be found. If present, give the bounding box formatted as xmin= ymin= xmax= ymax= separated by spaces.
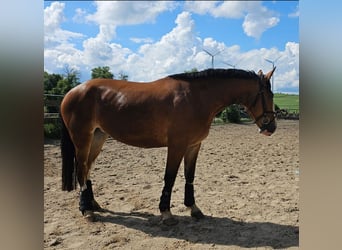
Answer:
xmin=44 ymin=120 xmax=299 ymax=249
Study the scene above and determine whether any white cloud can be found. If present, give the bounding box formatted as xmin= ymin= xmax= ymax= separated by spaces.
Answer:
xmin=87 ymin=1 xmax=176 ymax=26
xmin=44 ymin=2 xmax=86 ymax=75
xmin=44 ymin=45 xmax=82 ymax=73
xmin=211 ymin=40 xmax=299 ymax=93
xmin=185 ymin=1 xmax=279 ymax=39
xmin=44 ymin=2 xmax=65 ymax=30
xmin=130 ymin=37 xmax=154 ymax=44
xmin=275 ymin=42 xmax=299 ymax=91
xmin=44 ymin=1 xmax=174 ymax=77
xmin=82 ymin=36 xmax=132 ymax=70
xmin=67 ymin=1 xmax=178 ymax=76
xmin=285 ymin=42 xmax=299 ymax=58
xmin=131 ymin=11 xmax=203 ymax=80
xmin=185 ymin=1 xmax=255 ymax=19
xmin=183 ymin=1 xmax=218 ymax=15
xmin=242 ymin=10 xmax=279 ymax=39
xmin=44 ymin=2 xmax=84 ymax=47
xmin=97 ymin=24 xmax=117 ymax=41
xmin=85 ymin=1 xmax=176 ymax=41
xmin=211 ymin=2 xmax=255 ymax=19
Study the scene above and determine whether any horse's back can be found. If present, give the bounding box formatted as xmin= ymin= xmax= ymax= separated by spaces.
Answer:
xmin=61 ymin=78 xmax=150 ymax=116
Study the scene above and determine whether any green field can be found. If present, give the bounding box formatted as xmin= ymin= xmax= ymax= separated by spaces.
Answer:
xmin=274 ymin=93 xmax=299 ymax=111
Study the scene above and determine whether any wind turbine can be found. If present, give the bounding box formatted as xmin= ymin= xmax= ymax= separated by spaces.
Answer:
xmin=264 ymin=55 xmax=281 ymax=92
xmin=203 ymin=48 xmax=223 ymax=68
xmin=222 ymin=62 xmax=235 ymax=69
xmin=222 ymin=59 xmax=242 ymax=69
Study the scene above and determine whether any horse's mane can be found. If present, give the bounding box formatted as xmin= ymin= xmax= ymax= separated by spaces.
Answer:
xmin=169 ymin=68 xmax=259 ymax=81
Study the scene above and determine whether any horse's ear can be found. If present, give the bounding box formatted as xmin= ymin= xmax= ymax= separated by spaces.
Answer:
xmin=265 ymin=67 xmax=276 ymax=81
xmin=258 ymin=70 xmax=263 ymax=76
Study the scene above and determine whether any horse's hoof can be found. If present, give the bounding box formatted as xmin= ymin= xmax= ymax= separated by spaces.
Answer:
xmin=160 ymin=210 xmax=178 ymax=226
xmin=83 ymin=210 xmax=95 ymax=222
xmin=190 ymin=204 xmax=205 ymax=220
xmin=162 ymin=217 xmax=179 ymax=226
xmin=92 ymin=200 xmax=102 ymax=211
xmin=191 ymin=210 xmax=205 ymax=219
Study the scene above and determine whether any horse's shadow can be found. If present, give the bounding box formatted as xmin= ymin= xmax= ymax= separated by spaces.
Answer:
xmin=94 ymin=209 xmax=298 ymax=249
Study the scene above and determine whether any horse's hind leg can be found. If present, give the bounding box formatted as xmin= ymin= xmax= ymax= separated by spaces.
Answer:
xmin=184 ymin=143 xmax=204 ymax=219
xmin=86 ymin=128 xmax=108 ymax=211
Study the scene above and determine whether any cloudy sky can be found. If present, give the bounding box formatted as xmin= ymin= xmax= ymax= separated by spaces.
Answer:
xmin=44 ymin=1 xmax=299 ymax=94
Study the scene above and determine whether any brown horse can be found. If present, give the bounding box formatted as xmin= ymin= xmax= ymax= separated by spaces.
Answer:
xmin=60 ymin=67 xmax=276 ymax=225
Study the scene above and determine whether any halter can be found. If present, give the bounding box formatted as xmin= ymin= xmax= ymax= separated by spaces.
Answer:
xmin=250 ymin=78 xmax=276 ymax=127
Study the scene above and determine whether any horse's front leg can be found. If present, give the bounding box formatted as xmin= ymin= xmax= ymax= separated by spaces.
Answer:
xmin=78 ymin=178 xmax=101 ymax=221
xmin=159 ymin=146 xmax=186 ymax=225
xmin=79 ymin=179 xmax=96 ymax=220
xmin=184 ymin=143 xmax=205 ymax=219
xmin=75 ymin=134 xmax=100 ymax=221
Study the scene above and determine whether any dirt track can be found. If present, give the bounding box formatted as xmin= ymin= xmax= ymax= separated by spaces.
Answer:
xmin=44 ymin=120 xmax=299 ymax=249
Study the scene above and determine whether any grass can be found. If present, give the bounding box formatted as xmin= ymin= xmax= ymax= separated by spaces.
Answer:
xmin=274 ymin=93 xmax=299 ymax=111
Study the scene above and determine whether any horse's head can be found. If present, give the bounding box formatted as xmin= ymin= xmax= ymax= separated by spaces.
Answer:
xmin=247 ymin=67 xmax=277 ymax=136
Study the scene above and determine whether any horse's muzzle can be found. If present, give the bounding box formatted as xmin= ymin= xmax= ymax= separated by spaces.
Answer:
xmin=259 ymin=120 xmax=276 ymax=136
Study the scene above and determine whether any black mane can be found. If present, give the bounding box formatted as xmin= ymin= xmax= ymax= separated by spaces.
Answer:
xmin=169 ymin=68 xmax=259 ymax=81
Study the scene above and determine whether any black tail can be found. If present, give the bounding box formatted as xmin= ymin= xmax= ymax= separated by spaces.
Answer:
xmin=60 ymin=115 xmax=77 ymax=191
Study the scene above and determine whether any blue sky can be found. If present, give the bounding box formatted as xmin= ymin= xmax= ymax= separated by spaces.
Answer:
xmin=44 ymin=1 xmax=299 ymax=94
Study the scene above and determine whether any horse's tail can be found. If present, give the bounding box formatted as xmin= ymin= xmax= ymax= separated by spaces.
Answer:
xmin=60 ymin=114 xmax=77 ymax=191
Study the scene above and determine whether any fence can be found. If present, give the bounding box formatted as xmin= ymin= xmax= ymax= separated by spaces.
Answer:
xmin=44 ymin=94 xmax=63 ymax=121
xmin=276 ymin=108 xmax=299 ymax=120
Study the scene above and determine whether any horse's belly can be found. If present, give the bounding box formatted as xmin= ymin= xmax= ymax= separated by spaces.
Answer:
xmin=112 ymin=132 xmax=167 ymax=148
xmin=101 ymin=123 xmax=168 ymax=148
xmin=116 ymin=136 xmax=167 ymax=148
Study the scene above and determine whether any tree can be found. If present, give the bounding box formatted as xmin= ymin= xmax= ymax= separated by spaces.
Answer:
xmin=49 ymin=67 xmax=80 ymax=96
xmin=50 ymin=78 xmax=74 ymax=95
xmin=91 ymin=66 xmax=114 ymax=79
xmin=226 ymin=104 xmax=241 ymax=123
xmin=44 ymin=67 xmax=80 ymax=96
xmin=184 ymin=68 xmax=198 ymax=73
xmin=117 ymin=71 xmax=128 ymax=81
xmin=63 ymin=65 xmax=81 ymax=87
xmin=44 ymin=67 xmax=81 ymax=139
xmin=44 ymin=71 xmax=63 ymax=94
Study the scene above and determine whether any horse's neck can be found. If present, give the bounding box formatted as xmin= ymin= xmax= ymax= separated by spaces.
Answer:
xmin=205 ymin=78 xmax=258 ymax=114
